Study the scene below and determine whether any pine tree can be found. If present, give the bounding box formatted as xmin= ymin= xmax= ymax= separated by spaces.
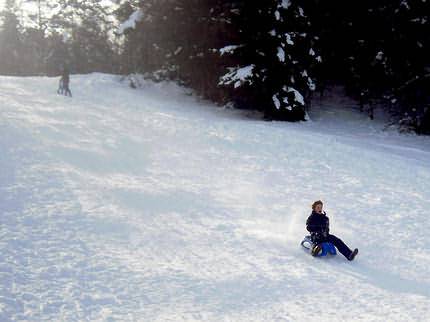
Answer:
xmin=116 ymin=0 xmax=226 ymax=100
xmin=387 ymin=0 xmax=430 ymax=133
xmin=0 ymin=0 xmax=23 ymax=75
xmin=44 ymin=31 xmax=70 ymax=76
xmin=22 ymin=0 xmax=50 ymax=74
xmin=218 ymin=0 xmax=319 ymax=121
xmin=49 ymin=0 xmax=116 ymax=74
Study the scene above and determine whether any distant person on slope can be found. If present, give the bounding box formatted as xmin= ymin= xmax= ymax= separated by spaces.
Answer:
xmin=57 ymin=77 xmax=64 ymax=95
xmin=306 ymin=200 xmax=358 ymax=260
xmin=59 ymin=67 xmax=72 ymax=97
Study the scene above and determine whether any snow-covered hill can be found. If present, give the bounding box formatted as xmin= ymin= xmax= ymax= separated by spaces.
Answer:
xmin=1 ymin=74 xmax=429 ymax=321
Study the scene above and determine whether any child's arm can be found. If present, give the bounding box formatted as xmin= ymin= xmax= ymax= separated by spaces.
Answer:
xmin=306 ymin=216 xmax=321 ymax=232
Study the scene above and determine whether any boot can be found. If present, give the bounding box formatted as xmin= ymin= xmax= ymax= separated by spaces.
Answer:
xmin=348 ymin=248 xmax=359 ymax=261
xmin=311 ymin=244 xmax=322 ymax=257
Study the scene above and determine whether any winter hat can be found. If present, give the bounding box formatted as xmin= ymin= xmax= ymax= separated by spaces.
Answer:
xmin=312 ymin=200 xmax=323 ymax=210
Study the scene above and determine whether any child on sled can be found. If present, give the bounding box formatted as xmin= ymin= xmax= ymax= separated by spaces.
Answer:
xmin=306 ymin=200 xmax=358 ymax=261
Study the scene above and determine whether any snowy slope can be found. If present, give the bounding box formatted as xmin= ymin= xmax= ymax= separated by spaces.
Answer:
xmin=1 ymin=74 xmax=429 ymax=321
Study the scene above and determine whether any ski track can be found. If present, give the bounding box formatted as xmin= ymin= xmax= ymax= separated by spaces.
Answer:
xmin=0 ymin=74 xmax=429 ymax=321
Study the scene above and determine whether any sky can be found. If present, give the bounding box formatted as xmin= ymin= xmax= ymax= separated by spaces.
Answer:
xmin=0 ymin=1 xmax=45 ymax=28
xmin=0 ymin=0 xmax=37 ymax=16
xmin=0 ymin=0 xmax=115 ymax=11
xmin=0 ymin=0 xmax=117 ymax=28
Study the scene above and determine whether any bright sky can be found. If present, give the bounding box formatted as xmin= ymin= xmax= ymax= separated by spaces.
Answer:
xmin=0 ymin=0 xmax=115 ymax=9
xmin=0 ymin=1 xmax=44 ymax=28
xmin=0 ymin=0 xmax=116 ymax=27
xmin=0 ymin=0 xmax=36 ymax=14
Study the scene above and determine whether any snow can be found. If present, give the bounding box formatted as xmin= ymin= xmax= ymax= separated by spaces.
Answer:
xmin=118 ymin=9 xmax=143 ymax=34
xmin=375 ymin=51 xmax=384 ymax=61
xmin=174 ymin=46 xmax=183 ymax=55
xmin=219 ymin=45 xmax=242 ymax=56
xmin=272 ymin=94 xmax=281 ymax=109
xmin=285 ymin=86 xmax=305 ymax=105
xmin=307 ymin=77 xmax=316 ymax=91
xmin=219 ymin=65 xmax=255 ymax=88
xmin=282 ymin=96 xmax=291 ymax=109
xmin=279 ymin=0 xmax=291 ymax=9
xmin=277 ymin=47 xmax=285 ymax=62
xmin=285 ymin=33 xmax=294 ymax=45
xmin=1 ymin=74 xmax=430 ymax=321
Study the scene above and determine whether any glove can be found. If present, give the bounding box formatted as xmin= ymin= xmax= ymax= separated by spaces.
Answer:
xmin=311 ymin=232 xmax=322 ymax=243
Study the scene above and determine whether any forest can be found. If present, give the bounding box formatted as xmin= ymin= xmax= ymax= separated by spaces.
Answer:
xmin=0 ymin=0 xmax=429 ymax=133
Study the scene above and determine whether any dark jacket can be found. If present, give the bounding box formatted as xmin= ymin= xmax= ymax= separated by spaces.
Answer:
xmin=61 ymin=70 xmax=70 ymax=85
xmin=306 ymin=211 xmax=330 ymax=243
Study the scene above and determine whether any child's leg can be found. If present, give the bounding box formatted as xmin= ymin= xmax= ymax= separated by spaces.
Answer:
xmin=326 ymin=234 xmax=352 ymax=259
xmin=64 ymin=85 xmax=72 ymax=97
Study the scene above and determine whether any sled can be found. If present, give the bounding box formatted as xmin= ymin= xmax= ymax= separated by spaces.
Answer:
xmin=301 ymin=235 xmax=336 ymax=257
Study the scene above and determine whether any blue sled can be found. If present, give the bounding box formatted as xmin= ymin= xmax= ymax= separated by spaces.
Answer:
xmin=300 ymin=235 xmax=336 ymax=257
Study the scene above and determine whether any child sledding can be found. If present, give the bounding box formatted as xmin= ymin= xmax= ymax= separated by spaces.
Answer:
xmin=301 ymin=200 xmax=358 ymax=261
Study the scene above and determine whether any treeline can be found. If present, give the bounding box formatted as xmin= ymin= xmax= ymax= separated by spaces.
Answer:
xmin=117 ymin=0 xmax=429 ymax=132
xmin=0 ymin=0 xmax=116 ymax=76
xmin=1 ymin=0 xmax=429 ymax=133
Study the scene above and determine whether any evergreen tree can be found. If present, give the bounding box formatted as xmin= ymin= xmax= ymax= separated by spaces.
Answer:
xmin=387 ymin=0 xmax=430 ymax=133
xmin=218 ymin=0 xmax=319 ymax=120
xmin=0 ymin=0 xmax=23 ymax=75
xmin=310 ymin=0 xmax=429 ymax=130
xmin=44 ymin=31 xmax=70 ymax=76
xmin=22 ymin=0 xmax=50 ymax=74
xmin=116 ymin=0 xmax=227 ymax=100
xmin=50 ymin=0 xmax=116 ymax=74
